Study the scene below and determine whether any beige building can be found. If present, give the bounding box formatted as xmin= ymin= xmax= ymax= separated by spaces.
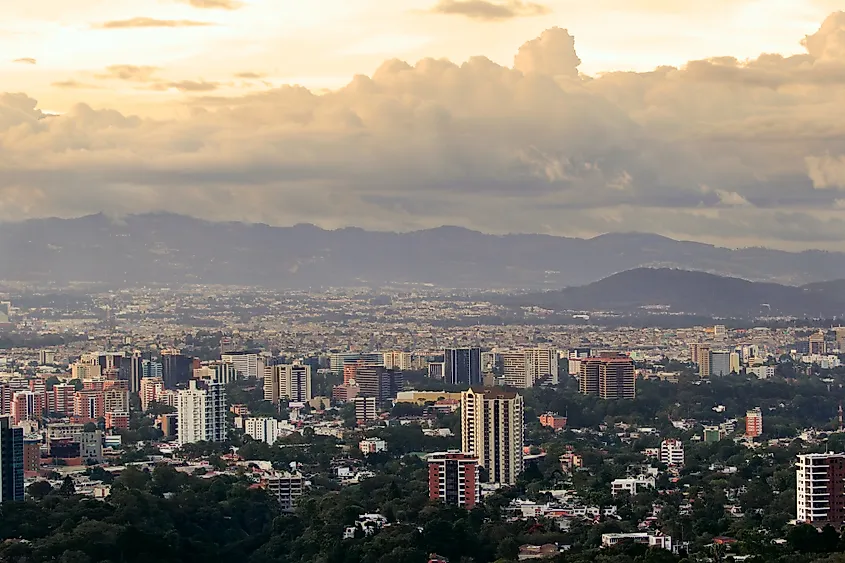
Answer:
xmin=382 ymin=351 xmax=412 ymax=371
xmin=461 ymin=387 xmax=524 ymax=485
xmin=264 ymin=364 xmax=312 ymax=404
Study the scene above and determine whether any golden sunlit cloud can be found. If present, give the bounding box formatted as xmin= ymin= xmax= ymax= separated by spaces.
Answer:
xmin=51 ymin=80 xmax=102 ymax=89
xmin=235 ymin=72 xmax=265 ymax=79
xmin=176 ymin=0 xmax=243 ymax=9
xmin=95 ymin=65 xmax=161 ymax=82
xmin=150 ymin=80 xmax=220 ymax=92
xmin=96 ymin=17 xmax=215 ymax=29
xmin=12 ymin=57 xmax=36 ymax=64
xmin=430 ymin=0 xmax=551 ymax=20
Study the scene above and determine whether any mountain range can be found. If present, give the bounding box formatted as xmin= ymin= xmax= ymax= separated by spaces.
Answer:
xmin=502 ymin=268 xmax=845 ymax=319
xmin=2 ymin=213 xmax=845 ymax=289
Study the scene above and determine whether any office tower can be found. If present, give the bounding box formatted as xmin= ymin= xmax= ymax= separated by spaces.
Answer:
xmin=222 ymin=352 xmax=261 ymax=380
xmin=140 ymin=377 xmax=165 ymax=411
xmin=796 ymin=453 xmax=845 ymax=525
xmin=444 ymin=348 xmax=482 ymax=387
xmin=177 ymin=381 xmax=227 ymax=446
xmin=355 ymin=365 xmax=402 ymax=402
xmin=427 ymin=451 xmax=480 ymax=509
xmin=659 ymin=439 xmax=684 ymax=467
xmin=51 ymin=384 xmax=76 ymax=416
xmin=195 ymin=362 xmax=238 ymax=385
xmin=245 ymin=417 xmax=280 ymax=445
xmin=461 ymin=387 xmax=524 ymax=485
xmin=11 ymin=391 xmax=44 ymax=425
xmin=103 ymin=388 xmax=129 ymax=414
xmin=162 ymin=350 xmax=193 ymax=389
xmin=382 ymin=351 xmax=412 ymax=371
xmin=428 ymin=362 xmax=445 ymax=379
xmin=142 ymin=359 xmax=163 ymax=379
xmin=277 ymin=364 xmax=313 ymax=403
xmin=696 ymin=345 xmax=711 ymax=378
xmin=709 ymin=351 xmax=732 ymax=377
xmin=38 ymin=350 xmax=56 ymax=366
xmin=746 ymin=407 xmax=763 ymax=437
xmin=0 ymin=416 xmax=24 ymax=503
xmin=126 ymin=351 xmax=144 ymax=394
xmin=74 ymin=389 xmax=105 ymax=420
xmin=330 ymin=353 xmax=384 ymax=375
xmin=579 ymin=356 xmax=636 ymax=399
xmin=354 ymin=397 xmax=377 ymax=424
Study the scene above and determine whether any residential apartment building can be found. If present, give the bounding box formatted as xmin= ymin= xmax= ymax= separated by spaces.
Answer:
xmin=245 ymin=417 xmax=281 ymax=445
xmin=222 ymin=353 xmax=262 ymax=380
xmin=265 ymin=364 xmax=313 ymax=404
xmin=177 ymin=381 xmax=227 ymax=446
xmin=746 ymin=407 xmax=763 ymax=438
xmin=382 ymin=351 xmax=412 ymax=371
xmin=579 ymin=356 xmax=636 ymax=400
xmin=427 ymin=451 xmax=480 ymax=509
xmin=140 ymin=377 xmax=165 ymax=411
xmin=796 ymin=453 xmax=845 ymax=525
xmin=659 ymin=439 xmax=684 ymax=467
xmin=461 ymin=387 xmax=524 ymax=485
xmin=354 ymin=397 xmax=377 ymax=424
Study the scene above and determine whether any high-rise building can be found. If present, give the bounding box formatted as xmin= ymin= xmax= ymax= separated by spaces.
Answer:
xmin=461 ymin=387 xmax=524 ymax=485
xmin=278 ymin=364 xmax=312 ymax=403
xmin=709 ymin=351 xmax=732 ymax=377
xmin=428 ymin=362 xmax=445 ymax=379
xmin=355 ymin=365 xmax=402 ymax=402
xmin=11 ymin=391 xmax=44 ymax=425
xmin=177 ymin=381 xmax=227 ymax=446
xmin=263 ymin=364 xmax=280 ymax=404
xmin=0 ymin=416 xmax=24 ymax=503
xmin=329 ymin=353 xmax=383 ymax=375
xmin=427 ymin=451 xmax=480 ymax=509
xmin=51 ymin=384 xmax=76 ymax=416
xmin=140 ymin=377 xmax=164 ymax=411
xmin=796 ymin=453 xmax=845 ymax=525
xmin=444 ymin=348 xmax=482 ymax=387
xmin=125 ymin=351 xmax=144 ymax=394
xmin=501 ymin=349 xmax=559 ymax=388
xmin=245 ymin=417 xmax=281 ymax=445
xmin=222 ymin=353 xmax=262 ymax=380
xmin=142 ymin=360 xmax=163 ymax=380
xmin=354 ymin=397 xmax=377 ymax=424
xmin=713 ymin=325 xmax=727 ymax=338
xmin=161 ymin=350 xmax=194 ymax=389
xmin=39 ymin=350 xmax=56 ymax=366
xmin=746 ymin=407 xmax=763 ymax=438
xmin=382 ymin=351 xmax=412 ymax=371
xmin=809 ymin=332 xmax=827 ymax=355
xmin=195 ymin=362 xmax=238 ymax=385
xmin=103 ymin=388 xmax=129 ymax=414
xmin=578 ymin=356 xmax=636 ymax=399
xmin=692 ymin=344 xmax=711 ymax=378
xmin=74 ymin=389 xmax=105 ymax=420
xmin=659 ymin=439 xmax=684 ymax=467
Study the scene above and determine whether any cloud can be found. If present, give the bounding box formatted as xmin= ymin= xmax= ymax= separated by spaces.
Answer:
xmin=96 ymin=17 xmax=214 ymax=29
xmin=51 ymin=80 xmax=103 ymax=89
xmin=514 ymin=27 xmax=580 ymax=77
xmin=12 ymin=58 xmax=36 ymax=65
xmin=806 ymin=155 xmax=845 ymax=190
xmin=95 ymin=65 xmax=161 ymax=82
xmin=430 ymin=0 xmax=550 ymax=20
xmin=6 ymin=12 xmax=845 ymax=250
xmin=235 ymin=72 xmax=265 ymax=79
xmin=150 ymin=80 xmax=220 ymax=92
xmin=176 ymin=0 xmax=243 ymax=9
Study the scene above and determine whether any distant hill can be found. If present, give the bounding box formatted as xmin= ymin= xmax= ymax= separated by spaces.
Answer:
xmin=504 ymin=268 xmax=845 ymax=318
xmin=2 ymin=214 xmax=845 ymax=289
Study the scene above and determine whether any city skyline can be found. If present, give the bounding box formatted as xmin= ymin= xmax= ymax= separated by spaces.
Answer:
xmin=2 ymin=5 xmax=845 ymax=250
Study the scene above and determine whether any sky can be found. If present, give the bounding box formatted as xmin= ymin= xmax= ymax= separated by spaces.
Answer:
xmin=2 ymin=0 xmax=845 ymax=250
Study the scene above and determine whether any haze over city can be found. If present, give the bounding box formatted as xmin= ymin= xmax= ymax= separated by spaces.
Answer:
xmin=3 ymin=1 xmax=845 ymax=250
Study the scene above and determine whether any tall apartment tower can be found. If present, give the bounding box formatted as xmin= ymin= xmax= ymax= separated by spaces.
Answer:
xmin=696 ymin=345 xmax=711 ymax=378
xmin=444 ymin=348 xmax=482 ymax=387
xmin=427 ymin=451 xmax=480 ymax=509
xmin=797 ymin=453 xmax=845 ymax=525
xmin=279 ymin=364 xmax=312 ymax=403
xmin=177 ymin=381 xmax=228 ymax=446
xmin=127 ymin=351 xmax=144 ymax=394
xmin=579 ymin=356 xmax=636 ymax=399
xmin=461 ymin=387 xmax=524 ymax=485
xmin=0 ymin=416 xmax=24 ymax=503
xmin=746 ymin=407 xmax=763 ymax=437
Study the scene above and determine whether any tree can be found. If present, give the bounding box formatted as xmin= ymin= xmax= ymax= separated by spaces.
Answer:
xmin=27 ymin=480 xmax=53 ymax=499
xmin=59 ymin=476 xmax=76 ymax=496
